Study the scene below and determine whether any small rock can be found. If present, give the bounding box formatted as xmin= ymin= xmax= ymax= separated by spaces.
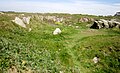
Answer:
xmin=8 ymin=66 xmax=17 ymax=73
xmin=21 ymin=14 xmax=24 ymax=16
xmin=29 ymin=28 xmax=32 ymax=32
xmin=60 ymin=71 xmax=63 ymax=73
xmin=68 ymin=25 xmax=72 ymax=27
xmin=13 ymin=17 xmax=26 ymax=28
xmin=75 ymin=26 xmax=79 ymax=28
xmin=53 ymin=28 xmax=61 ymax=35
xmin=22 ymin=60 xmax=26 ymax=65
xmin=93 ymin=57 xmax=99 ymax=64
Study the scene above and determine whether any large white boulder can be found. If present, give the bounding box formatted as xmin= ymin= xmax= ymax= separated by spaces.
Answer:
xmin=53 ymin=28 xmax=61 ymax=35
xmin=12 ymin=17 xmax=26 ymax=28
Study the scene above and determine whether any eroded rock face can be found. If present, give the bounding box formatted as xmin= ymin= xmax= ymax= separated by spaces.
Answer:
xmin=53 ymin=28 xmax=61 ymax=35
xmin=90 ymin=19 xmax=120 ymax=29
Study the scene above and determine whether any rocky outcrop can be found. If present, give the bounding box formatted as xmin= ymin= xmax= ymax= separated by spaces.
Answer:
xmin=90 ymin=19 xmax=120 ymax=29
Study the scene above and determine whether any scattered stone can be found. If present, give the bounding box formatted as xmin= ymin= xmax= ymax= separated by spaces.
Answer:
xmin=22 ymin=60 xmax=26 ymax=65
xmin=93 ymin=57 xmax=99 ymax=64
xmin=60 ymin=71 xmax=64 ymax=73
xmin=21 ymin=14 xmax=24 ymax=16
xmin=79 ymin=17 xmax=94 ymax=22
xmin=100 ymin=19 xmax=109 ymax=28
xmin=23 ymin=17 xmax=31 ymax=24
xmin=8 ymin=66 xmax=17 ymax=73
xmin=86 ymin=24 xmax=92 ymax=27
xmin=45 ymin=16 xmax=64 ymax=22
xmin=59 ymin=49 xmax=61 ymax=51
xmin=55 ymin=17 xmax=63 ymax=22
xmin=68 ymin=25 xmax=72 ymax=27
xmin=0 ymin=12 xmax=4 ymax=14
xmin=39 ymin=15 xmax=44 ymax=21
xmin=12 ymin=16 xmax=31 ymax=28
xmin=75 ymin=26 xmax=79 ymax=28
xmin=12 ymin=17 xmax=26 ymax=28
xmin=29 ymin=28 xmax=32 ymax=32
xmin=53 ymin=28 xmax=61 ymax=35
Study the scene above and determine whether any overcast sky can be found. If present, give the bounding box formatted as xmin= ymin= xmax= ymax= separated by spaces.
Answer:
xmin=0 ymin=0 xmax=120 ymax=15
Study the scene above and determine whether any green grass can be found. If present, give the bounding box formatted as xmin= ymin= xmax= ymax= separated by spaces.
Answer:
xmin=0 ymin=13 xmax=120 ymax=73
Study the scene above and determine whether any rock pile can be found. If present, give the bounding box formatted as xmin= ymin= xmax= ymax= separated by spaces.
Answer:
xmin=90 ymin=19 xmax=120 ymax=29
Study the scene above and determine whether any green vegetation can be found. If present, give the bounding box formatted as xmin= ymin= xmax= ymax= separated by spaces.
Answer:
xmin=0 ymin=13 xmax=120 ymax=73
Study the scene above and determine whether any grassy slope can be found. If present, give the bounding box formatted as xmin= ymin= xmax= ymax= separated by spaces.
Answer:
xmin=0 ymin=13 xmax=120 ymax=73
